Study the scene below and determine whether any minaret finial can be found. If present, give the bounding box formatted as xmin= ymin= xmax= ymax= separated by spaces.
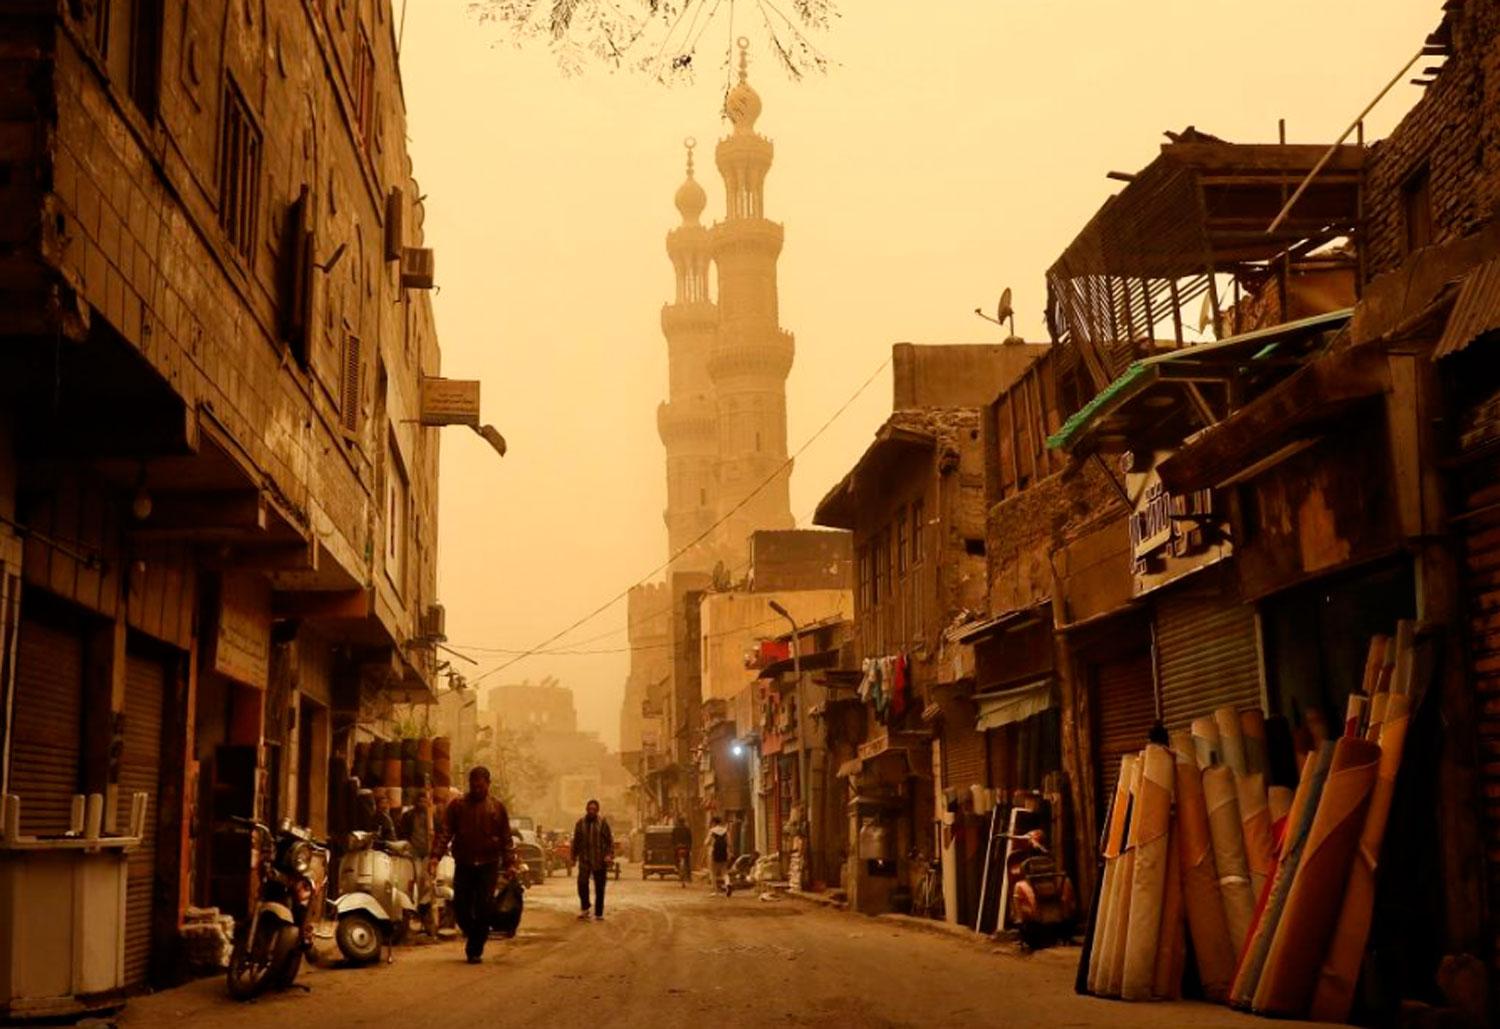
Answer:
xmin=684 ymin=136 xmax=696 ymax=177
xmin=737 ymin=36 xmax=750 ymax=83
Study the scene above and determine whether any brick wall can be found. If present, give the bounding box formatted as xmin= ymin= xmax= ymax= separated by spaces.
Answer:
xmin=1364 ymin=0 xmax=1500 ymax=278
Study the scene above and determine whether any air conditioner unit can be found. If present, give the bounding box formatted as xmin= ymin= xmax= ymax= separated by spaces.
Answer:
xmin=420 ymin=603 xmax=446 ymax=642
xmin=400 ymin=247 xmax=435 ymax=289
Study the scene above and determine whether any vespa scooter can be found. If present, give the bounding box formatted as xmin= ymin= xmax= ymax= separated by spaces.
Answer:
xmin=226 ymin=816 xmax=329 ymax=999
xmin=331 ymin=831 xmax=419 ymax=964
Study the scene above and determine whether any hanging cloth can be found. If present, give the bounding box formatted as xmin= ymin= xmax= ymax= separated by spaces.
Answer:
xmin=890 ymin=654 xmax=909 ymax=720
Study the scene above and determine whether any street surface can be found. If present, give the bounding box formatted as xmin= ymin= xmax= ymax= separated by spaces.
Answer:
xmin=121 ymin=863 xmax=1322 ymax=1028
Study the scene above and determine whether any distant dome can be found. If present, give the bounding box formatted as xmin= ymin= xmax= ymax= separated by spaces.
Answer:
xmin=724 ymin=80 xmax=762 ymax=133
xmin=675 ymin=174 xmax=706 ymax=222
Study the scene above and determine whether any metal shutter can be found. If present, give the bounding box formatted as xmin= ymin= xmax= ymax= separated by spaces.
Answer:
xmin=10 ymin=615 xmax=84 ymax=837
xmin=119 ymin=653 xmax=166 ymax=987
xmin=1093 ymin=652 xmax=1155 ymax=819
xmin=943 ymin=721 xmax=987 ymax=794
xmin=1156 ymin=585 xmax=1263 ymax=731
xmin=1461 ymin=463 xmax=1500 ymax=973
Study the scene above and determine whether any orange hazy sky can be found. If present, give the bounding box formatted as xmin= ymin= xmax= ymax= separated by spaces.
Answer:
xmin=401 ymin=1 xmax=1441 ymax=749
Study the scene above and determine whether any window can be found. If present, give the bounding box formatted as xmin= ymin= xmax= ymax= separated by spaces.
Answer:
xmin=896 ymin=506 xmax=909 ymax=576
xmin=88 ymin=0 xmax=162 ymax=118
xmin=339 ymin=330 xmax=363 ymax=435
xmin=912 ymin=500 xmax=926 ymax=564
xmin=279 ymin=186 xmax=313 ymax=362
xmin=217 ymin=79 xmax=262 ymax=260
xmin=1403 ymin=163 xmax=1433 ymax=255
xmin=385 ymin=434 xmax=409 ymax=594
xmin=352 ymin=30 xmax=376 ymax=152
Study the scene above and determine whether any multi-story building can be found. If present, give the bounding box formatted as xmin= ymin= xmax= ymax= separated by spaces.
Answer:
xmin=0 ymin=0 xmax=444 ymax=996
xmin=487 ymin=679 xmax=624 ymax=830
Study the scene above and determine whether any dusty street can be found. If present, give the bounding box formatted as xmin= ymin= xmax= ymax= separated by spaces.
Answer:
xmin=119 ymin=866 xmax=1321 ymax=1029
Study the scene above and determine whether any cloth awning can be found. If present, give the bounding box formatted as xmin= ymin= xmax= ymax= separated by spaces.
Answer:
xmin=974 ymin=679 xmax=1054 ymax=732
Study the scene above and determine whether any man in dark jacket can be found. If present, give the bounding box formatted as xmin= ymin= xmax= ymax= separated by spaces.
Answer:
xmin=571 ymin=799 xmax=614 ymax=921
xmin=431 ymin=767 xmax=514 ymax=963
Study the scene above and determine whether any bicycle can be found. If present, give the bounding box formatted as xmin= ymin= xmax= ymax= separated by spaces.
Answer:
xmin=913 ymin=858 xmax=944 ymax=920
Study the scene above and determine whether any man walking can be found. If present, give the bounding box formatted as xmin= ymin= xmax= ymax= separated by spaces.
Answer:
xmin=706 ymin=815 xmax=730 ymax=895
xmin=571 ymin=799 xmax=614 ymax=921
xmin=431 ymin=767 xmax=514 ymax=963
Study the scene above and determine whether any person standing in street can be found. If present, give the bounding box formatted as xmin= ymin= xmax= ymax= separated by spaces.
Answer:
xmin=572 ymin=800 xmax=614 ymax=921
xmin=430 ymin=767 xmax=514 ymax=963
xmin=706 ymin=815 xmax=730 ymax=895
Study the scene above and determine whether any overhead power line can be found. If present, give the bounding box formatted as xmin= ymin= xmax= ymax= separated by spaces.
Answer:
xmin=467 ymin=353 xmax=890 ymax=687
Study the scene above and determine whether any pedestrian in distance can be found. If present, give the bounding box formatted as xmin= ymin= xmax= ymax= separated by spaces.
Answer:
xmin=572 ymin=799 xmax=614 ymax=920
xmin=430 ymin=767 xmax=514 ymax=964
xmin=706 ymin=815 xmax=730 ymax=895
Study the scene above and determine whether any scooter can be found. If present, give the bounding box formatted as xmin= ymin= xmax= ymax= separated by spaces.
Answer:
xmin=226 ymin=816 xmax=329 ymax=1000
xmin=331 ymin=831 xmax=419 ymax=964
xmin=1001 ymin=829 xmax=1077 ymax=950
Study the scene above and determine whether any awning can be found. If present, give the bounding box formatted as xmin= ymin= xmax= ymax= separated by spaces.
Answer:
xmin=1435 ymin=256 xmax=1500 ymax=360
xmin=974 ymin=679 xmax=1054 ymax=731
xmin=835 ymin=731 xmax=931 ymax=779
xmin=949 ymin=604 xmax=1048 ymax=644
xmin=1046 ymin=308 xmax=1353 ymax=453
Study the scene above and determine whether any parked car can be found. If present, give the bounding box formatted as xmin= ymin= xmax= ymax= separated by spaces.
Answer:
xmin=512 ymin=829 xmax=547 ymax=886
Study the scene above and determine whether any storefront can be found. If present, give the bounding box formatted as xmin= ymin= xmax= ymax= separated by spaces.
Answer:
xmin=838 ymin=730 xmax=931 ymax=916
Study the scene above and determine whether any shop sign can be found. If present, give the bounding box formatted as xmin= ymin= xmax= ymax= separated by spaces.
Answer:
xmin=419 ymin=377 xmax=481 ymax=427
xmin=1124 ymin=450 xmax=1231 ymax=596
xmin=212 ymin=572 xmax=271 ymax=688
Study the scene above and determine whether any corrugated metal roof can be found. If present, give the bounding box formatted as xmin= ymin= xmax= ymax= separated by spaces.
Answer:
xmin=1435 ymin=257 xmax=1500 ymax=360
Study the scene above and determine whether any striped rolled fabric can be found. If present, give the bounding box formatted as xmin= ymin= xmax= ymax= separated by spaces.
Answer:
xmin=1202 ymin=765 xmax=1255 ymax=956
xmin=1169 ymin=730 xmax=1235 ymax=1002
xmin=1121 ymin=744 xmax=1174 ymax=1001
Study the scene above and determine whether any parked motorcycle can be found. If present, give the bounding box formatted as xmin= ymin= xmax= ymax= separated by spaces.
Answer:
xmin=332 ymin=831 xmax=419 ymax=964
xmin=226 ymin=816 xmax=329 ymax=1000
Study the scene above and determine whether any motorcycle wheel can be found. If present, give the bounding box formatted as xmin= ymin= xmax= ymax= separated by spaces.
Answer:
xmin=336 ymin=912 xmax=385 ymax=965
xmin=274 ymin=927 xmax=304 ymax=988
xmin=226 ymin=920 xmax=280 ymax=1000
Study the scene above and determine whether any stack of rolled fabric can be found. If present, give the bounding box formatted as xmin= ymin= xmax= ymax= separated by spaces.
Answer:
xmin=433 ymin=736 xmax=453 ymax=789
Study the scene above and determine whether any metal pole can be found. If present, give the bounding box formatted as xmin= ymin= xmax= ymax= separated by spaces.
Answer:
xmin=1267 ymin=47 xmax=1424 ymax=233
xmin=974 ymin=804 xmax=1000 ymax=934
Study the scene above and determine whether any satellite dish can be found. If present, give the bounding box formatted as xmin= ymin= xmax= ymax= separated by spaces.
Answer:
xmin=974 ymin=287 xmax=1020 ymax=341
xmin=996 ymin=287 xmax=1014 ymax=325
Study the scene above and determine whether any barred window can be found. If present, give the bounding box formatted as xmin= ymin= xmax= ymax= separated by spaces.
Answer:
xmin=217 ymin=80 xmax=262 ymax=260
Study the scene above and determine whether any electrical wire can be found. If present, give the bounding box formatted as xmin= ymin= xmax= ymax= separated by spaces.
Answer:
xmin=466 ymin=353 xmax=890 ymax=686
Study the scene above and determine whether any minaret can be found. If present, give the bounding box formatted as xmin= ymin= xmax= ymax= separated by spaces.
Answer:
xmin=657 ymin=139 xmax=721 ymax=572
xmin=708 ymin=38 xmax=795 ymax=569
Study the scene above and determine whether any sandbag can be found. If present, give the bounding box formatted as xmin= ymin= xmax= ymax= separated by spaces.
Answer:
xmin=1169 ymin=730 xmax=1235 ymax=1002
xmin=1308 ymin=695 xmax=1412 ymax=1022
xmin=1230 ymin=741 xmax=1334 ymax=1009
xmin=1121 ymin=745 xmax=1173 ymax=1001
xmin=1203 ymin=765 xmax=1255 ymax=955
xmin=1253 ymin=737 xmax=1381 ymax=1017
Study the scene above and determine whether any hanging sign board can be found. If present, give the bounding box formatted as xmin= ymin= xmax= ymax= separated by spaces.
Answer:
xmin=1125 ymin=449 xmax=1231 ymax=597
xmin=419 ymin=378 xmax=481 ymax=427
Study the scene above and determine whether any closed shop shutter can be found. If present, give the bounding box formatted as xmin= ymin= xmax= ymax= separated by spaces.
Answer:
xmin=119 ymin=652 xmax=166 ymax=987
xmin=1460 ymin=460 xmax=1500 ymax=971
xmin=1156 ymin=581 xmax=1262 ymax=732
xmin=943 ymin=721 xmax=987 ymax=794
xmin=10 ymin=614 xmax=85 ymax=837
xmin=1092 ymin=652 xmax=1155 ymax=816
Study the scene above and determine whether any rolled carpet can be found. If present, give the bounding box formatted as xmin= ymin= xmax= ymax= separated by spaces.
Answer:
xmin=401 ymin=737 xmax=419 ymax=761
xmin=1237 ymin=771 xmax=1274 ymax=899
xmin=1151 ymin=804 xmax=1187 ymax=1000
xmin=1121 ymin=744 xmax=1174 ymax=1000
xmin=1214 ymin=707 xmax=1247 ymax=777
xmin=1169 ymin=730 xmax=1235 ymax=1002
xmin=1239 ymin=709 xmax=1267 ymax=778
xmin=417 ymin=736 xmax=433 ymax=763
xmin=384 ymin=755 xmax=402 ymax=790
xmin=433 ymin=762 xmax=452 ymax=788
xmin=1087 ymin=754 xmax=1137 ymax=995
xmin=1229 ymin=741 xmax=1335 ymax=1009
xmin=402 ymin=757 xmax=415 ymax=788
xmin=1308 ymin=694 xmax=1412 ymax=1022
xmin=1104 ymin=755 xmax=1145 ymax=998
xmin=1252 ymin=736 xmax=1381 ymax=1017
xmin=1191 ymin=717 xmax=1220 ymax=770
xmin=433 ymin=736 xmax=452 ymax=760
xmin=1203 ymin=764 xmax=1256 ymax=956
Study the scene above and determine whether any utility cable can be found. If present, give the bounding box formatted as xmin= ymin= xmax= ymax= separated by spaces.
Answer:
xmin=467 ymin=353 xmax=890 ymax=686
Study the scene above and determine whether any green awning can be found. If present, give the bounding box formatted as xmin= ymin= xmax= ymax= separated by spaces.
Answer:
xmin=1045 ymin=308 xmax=1354 ymax=452
xmin=974 ymin=680 xmax=1054 ymax=732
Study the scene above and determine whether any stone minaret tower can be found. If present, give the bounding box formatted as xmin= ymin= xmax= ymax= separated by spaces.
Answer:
xmin=657 ymin=140 xmax=721 ymax=572
xmin=708 ymin=39 xmax=795 ymax=569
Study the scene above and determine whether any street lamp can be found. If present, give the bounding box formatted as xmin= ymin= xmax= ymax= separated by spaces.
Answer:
xmin=767 ymin=601 xmax=808 ymax=818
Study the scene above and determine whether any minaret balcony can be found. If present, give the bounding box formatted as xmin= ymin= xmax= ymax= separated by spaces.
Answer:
xmin=706 ymin=331 xmax=794 ymax=382
xmin=656 ymin=400 xmax=717 ymax=445
xmin=710 ymin=219 xmax=784 ymax=257
xmin=661 ymin=301 xmax=719 ymax=335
